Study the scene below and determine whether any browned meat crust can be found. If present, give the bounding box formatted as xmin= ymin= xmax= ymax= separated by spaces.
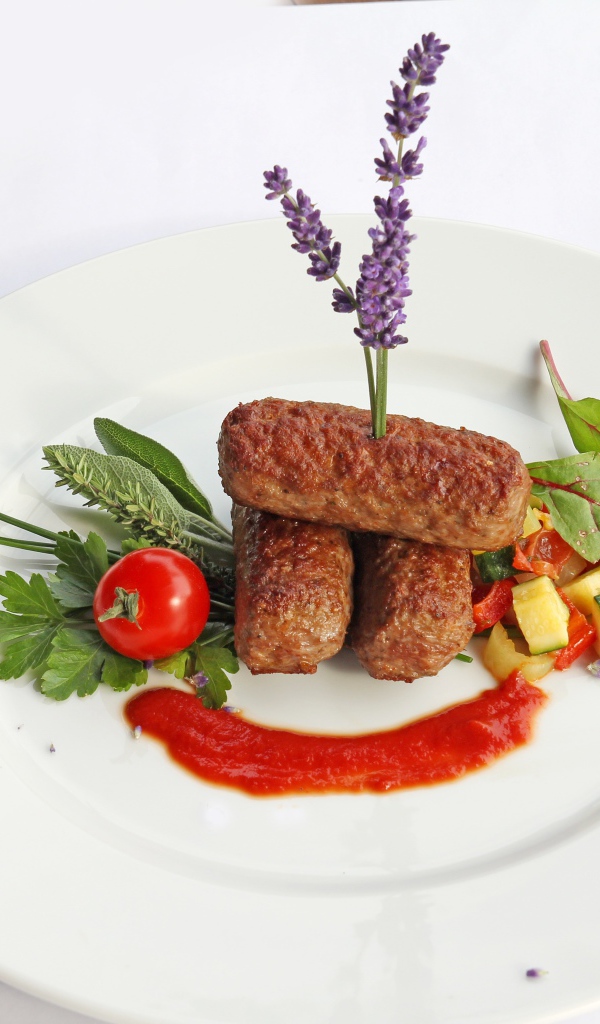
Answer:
xmin=232 ymin=504 xmax=353 ymax=675
xmin=348 ymin=535 xmax=475 ymax=681
xmin=218 ymin=398 xmax=530 ymax=551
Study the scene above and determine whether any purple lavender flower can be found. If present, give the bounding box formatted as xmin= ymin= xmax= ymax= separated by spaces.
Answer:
xmin=362 ymin=34 xmax=447 ymax=351
xmin=353 ymin=185 xmax=412 ymax=350
xmin=376 ymin=33 xmax=448 ymax=180
xmin=526 ymin=968 xmax=548 ymax=979
xmin=332 ymin=286 xmax=356 ymax=313
xmin=401 ymin=137 xmax=427 ymax=179
xmin=385 ymin=85 xmax=430 ymax=141
xmin=192 ymin=671 xmax=208 ymax=689
xmin=405 ymin=32 xmax=450 ymax=86
xmin=374 ymin=139 xmax=401 ymax=182
xmin=263 ymin=33 xmax=448 ymax=437
xmin=263 ymin=165 xmax=292 ymax=200
xmin=264 ymin=168 xmax=341 ymax=281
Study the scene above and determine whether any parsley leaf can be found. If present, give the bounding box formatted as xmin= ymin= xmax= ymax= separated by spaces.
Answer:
xmin=101 ymin=648 xmax=148 ymax=691
xmin=154 ymin=624 xmax=239 ymax=709
xmin=48 ymin=531 xmax=109 ymax=609
xmin=41 ymin=629 xmax=148 ymax=701
xmin=154 ymin=648 xmax=190 ymax=679
xmin=193 ymin=646 xmax=239 ymax=710
xmin=42 ymin=629 xmax=105 ymax=699
xmin=0 ymin=571 xmax=64 ymax=619
xmin=0 ymin=618 xmax=63 ymax=679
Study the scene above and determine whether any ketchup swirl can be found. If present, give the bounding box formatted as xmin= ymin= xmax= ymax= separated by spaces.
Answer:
xmin=125 ymin=671 xmax=545 ymax=796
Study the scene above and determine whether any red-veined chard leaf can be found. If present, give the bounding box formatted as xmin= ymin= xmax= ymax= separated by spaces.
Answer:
xmin=541 ymin=340 xmax=600 ymax=454
xmin=527 ymin=451 xmax=600 ymax=562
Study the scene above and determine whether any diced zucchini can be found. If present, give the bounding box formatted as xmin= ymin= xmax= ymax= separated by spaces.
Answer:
xmin=561 ymin=566 xmax=600 ymax=616
xmin=591 ymin=595 xmax=600 ymax=657
xmin=483 ymin=622 xmax=554 ymax=682
xmin=521 ymin=506 xmax=542 ymax=539
xmin=474 ymin=546 xmax=516 ymax=583
xmin=512 ymin=575 xmax=570 ymax=655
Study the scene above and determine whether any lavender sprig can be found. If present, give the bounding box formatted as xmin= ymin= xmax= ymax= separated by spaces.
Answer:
xmin=263 ymin=171 xmax=341 ymax=281
xmin=264 ymin=32 xmax=449 ymax=439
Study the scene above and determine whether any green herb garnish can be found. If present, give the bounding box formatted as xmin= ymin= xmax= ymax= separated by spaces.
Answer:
xmin=0 ymin=423 xmax=238 ymax=708
xmin=94 ymin=416 xmax=220 ymax=523
xmin=526 ymin=342 xmax=600 ymax=562
xmin=540 ymin=340 xmax=600 ymax=454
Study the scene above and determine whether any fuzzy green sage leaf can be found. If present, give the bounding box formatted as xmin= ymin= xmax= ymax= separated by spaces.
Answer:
xmin=43 ymin=445 xmax=234 ymax=567
xmin=94 ymin=417 xmax=217 ymax=523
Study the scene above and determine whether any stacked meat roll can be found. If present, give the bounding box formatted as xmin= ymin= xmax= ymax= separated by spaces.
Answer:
xmin=232 ymin=504 xmax=353 ymax=675
xmin=219 ymin=398 xmax=531 ymax=681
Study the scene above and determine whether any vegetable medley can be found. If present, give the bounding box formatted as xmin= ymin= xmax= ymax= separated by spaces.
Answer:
xmin=473 ymin=501 xmax=600 ymax=684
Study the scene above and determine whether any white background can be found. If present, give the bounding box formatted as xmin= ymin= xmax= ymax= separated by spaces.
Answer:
xmin=1 ymin=0 xmax=600 ymax=1021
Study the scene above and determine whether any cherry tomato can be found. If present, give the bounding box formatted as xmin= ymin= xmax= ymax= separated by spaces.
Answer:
xmin=93 ymin=548 xmax=210 ymax=661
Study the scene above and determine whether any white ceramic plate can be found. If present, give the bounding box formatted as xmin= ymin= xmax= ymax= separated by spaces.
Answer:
xmin=1 ymin=217 xmax=600 ymax=1024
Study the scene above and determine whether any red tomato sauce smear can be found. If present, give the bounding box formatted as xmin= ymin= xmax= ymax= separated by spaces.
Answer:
xmin=125 ymin=671 xmax=546 ymax=797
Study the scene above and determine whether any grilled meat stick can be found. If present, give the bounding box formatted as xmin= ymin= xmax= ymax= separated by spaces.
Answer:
xmin=232 ymin=504 xmax=353 ymax=675
xmin=218 ymin=398 xmax=530 ymax=551
xmin=349 ymin=535 xmax=474 ymax=681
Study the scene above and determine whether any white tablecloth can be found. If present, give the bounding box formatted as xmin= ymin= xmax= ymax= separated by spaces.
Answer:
xmin=2 ymin=0 xmax=600 ymax=1020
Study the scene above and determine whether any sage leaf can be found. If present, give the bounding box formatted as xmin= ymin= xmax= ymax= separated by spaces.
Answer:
xmin=527 ymin=451 xmax=600 ymax=562
xmin=94 ymin=417 xmax=215 ymax=521
xmin=43 ymin=445 xmax=234 ymax=566
xmin=541 ymin=340 xmax=600 ymax=453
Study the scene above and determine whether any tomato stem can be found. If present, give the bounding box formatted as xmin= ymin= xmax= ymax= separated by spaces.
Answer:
xmin=98 ymin=587 xmax=141 ymax=627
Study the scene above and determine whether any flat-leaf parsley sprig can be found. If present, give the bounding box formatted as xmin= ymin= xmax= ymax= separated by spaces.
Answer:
xmin=264 ymin=32 xmax=449 ymax=439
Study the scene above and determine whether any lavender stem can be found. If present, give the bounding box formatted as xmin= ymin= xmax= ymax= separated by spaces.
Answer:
xmin=363 ymin=348 xmax=377 ymax=425
xmin=375 ymin=349 xmax=389 ymax=439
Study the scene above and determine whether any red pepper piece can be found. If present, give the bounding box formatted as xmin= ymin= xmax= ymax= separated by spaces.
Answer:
xmin=525 ymin=528 xmax=574 ymax=568
xmin=512 ymin=545 xmax=533 ymax=573
xmin=472 ymin=578 xmax=515 ymax=634
xmin=513 ymin=529 xmax=575 ymax=579
xmin=514 ymin=528 xmax=576 ymax=578
xmin=553 ymin=589 xmax=597 ymax=670
xmin=529 ymin=559 xmax=560 ymax=580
